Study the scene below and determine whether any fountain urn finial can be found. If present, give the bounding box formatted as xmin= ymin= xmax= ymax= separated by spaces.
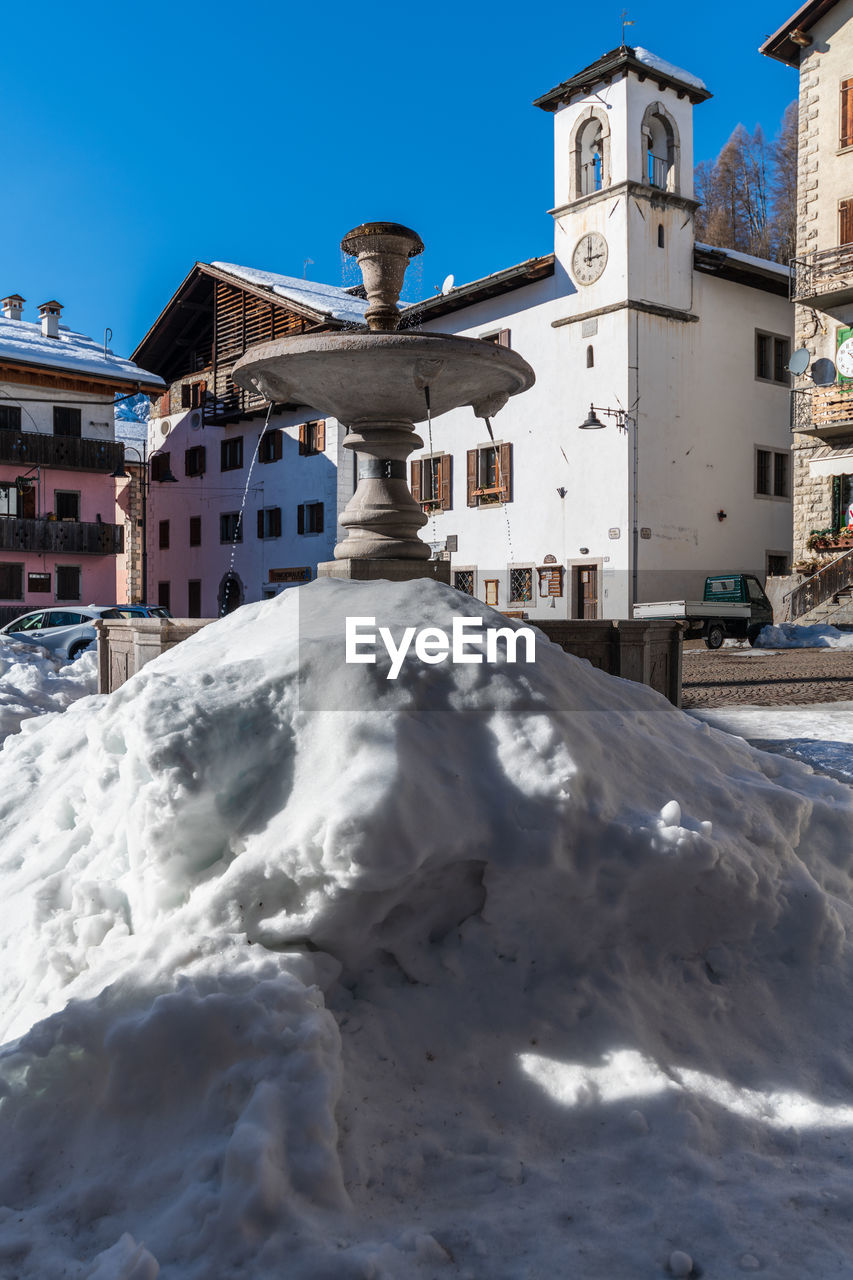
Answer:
xmin=341 ymin=221 xmax=424 ymax=333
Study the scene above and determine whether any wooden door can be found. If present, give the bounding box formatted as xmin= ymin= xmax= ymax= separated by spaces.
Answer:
xmin=574 ymin=565 xmax=598 ymax=619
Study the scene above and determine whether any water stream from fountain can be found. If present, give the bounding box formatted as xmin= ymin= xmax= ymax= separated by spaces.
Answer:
xmin=220 ymin=402 xmax=274 ymax=617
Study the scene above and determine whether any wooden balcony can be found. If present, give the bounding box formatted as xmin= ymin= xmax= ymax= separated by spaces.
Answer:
xmin=0 ymin=516 xmax=124 ymax=555
xmin=791 ymin=244 xmax=853 ymax=309
xmin=0 ymin=429 xmax=124 ymax=473
xmin=791 ymin=386 xmax=853 ymax=440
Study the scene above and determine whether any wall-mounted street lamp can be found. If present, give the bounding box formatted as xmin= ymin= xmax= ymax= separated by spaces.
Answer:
xmin=578 ymin=401 xmax=640 ymax=606
xmin=112 ymin=447 xmax=178 ymax=604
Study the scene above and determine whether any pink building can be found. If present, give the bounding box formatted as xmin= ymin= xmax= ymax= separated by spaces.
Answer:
xmin=0 ymin=295 xmax=163 ymax=621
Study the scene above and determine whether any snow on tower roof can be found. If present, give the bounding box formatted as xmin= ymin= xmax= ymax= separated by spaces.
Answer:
xmin=534 ymin=44 xmax=712 ymax=111
xmin=211 ymin=262 xmax=369 ymax=327
xmin=632 ymin=47 xmax=708 ymax=92
xmin=0 ymin=314 xmax=165 ymax=391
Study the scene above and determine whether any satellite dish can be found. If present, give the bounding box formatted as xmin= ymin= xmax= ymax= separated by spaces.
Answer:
xmin=811 ymin=357 xmax=837 ymax=387
xmin=787 ymin=347 xmax=810 ymax=376
xmin=441 ymin=274 xmax=455 ymax=296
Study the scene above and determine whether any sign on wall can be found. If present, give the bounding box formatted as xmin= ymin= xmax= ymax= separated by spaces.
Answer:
xmin=269 ymin=567 xmax=312 ymax=584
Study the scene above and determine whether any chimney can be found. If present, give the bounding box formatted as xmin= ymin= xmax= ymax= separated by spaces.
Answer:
xmin=1 ymin=294 xmax=25 ymax=322
xmin=38 ymin=300 xmax=63 ymax=339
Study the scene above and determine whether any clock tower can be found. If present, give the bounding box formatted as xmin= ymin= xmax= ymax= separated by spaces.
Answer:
xmin=534 ymin=46 xmax=710 ymax=314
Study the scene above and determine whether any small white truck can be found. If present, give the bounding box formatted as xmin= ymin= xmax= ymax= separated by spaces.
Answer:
xmin=632 ymin=574 xmax=774 ymax=649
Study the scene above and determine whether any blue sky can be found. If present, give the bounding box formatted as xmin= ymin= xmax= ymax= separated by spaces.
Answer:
xmin=3 ymin=0 xmax=800 ymax=362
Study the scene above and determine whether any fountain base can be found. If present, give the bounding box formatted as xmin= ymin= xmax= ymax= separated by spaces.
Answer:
xmin=317 ymin=557 xmax=451 ymax=584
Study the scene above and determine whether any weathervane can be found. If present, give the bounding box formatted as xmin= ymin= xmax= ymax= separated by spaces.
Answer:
xmin=621 ymin=9 xmax=634 ymax=46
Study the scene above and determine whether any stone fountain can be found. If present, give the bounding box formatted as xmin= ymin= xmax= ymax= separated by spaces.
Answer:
xmin=232 ymin=222 xmax=535 ymax=581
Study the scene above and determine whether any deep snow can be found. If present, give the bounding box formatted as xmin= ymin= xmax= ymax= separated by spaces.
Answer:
xmin=2 ymin=579 xmax=853 ymax=1278
xmin=0 ymin=640 xmax=97 ymax=744
xmin=756 ymin=622 xmax=853 ymax=649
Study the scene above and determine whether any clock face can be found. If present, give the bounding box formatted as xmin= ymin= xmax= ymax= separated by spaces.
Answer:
xmin=837 ymin=336 xmax=853 ymax=379
xmin=572 ymin=232 xmax=608 ymax=285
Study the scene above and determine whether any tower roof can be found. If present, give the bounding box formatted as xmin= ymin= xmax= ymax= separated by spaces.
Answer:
xmin=534 ymin=45 xmax=711 ymax=112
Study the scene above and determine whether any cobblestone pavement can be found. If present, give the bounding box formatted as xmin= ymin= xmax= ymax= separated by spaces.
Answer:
xmin=681 ymin=645 xmax=853 ymax=708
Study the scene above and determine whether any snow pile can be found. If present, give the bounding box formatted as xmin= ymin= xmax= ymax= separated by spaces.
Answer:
xmin=2 ymin=578 xmax=853 ymax=1278
xmin=0 ymin=639 xmax=98 ymax=744
xmin=756 ymin=621 xmax=853 ymax=648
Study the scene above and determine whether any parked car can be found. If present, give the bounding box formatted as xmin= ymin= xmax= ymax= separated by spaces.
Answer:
xmin=108 ymin=605 xmax=173 ymax=619
xmin=0 ymin=605 xmax=126 ymax=661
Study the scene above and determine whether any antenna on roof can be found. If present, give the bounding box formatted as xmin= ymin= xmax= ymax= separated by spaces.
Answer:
xmin=440 ymin=274 xmax=455 ymax=296
xmin=621 ymin=8 xmax=634 ymax=46
xmin=104 ymin=327 xmax=112 ymax=358
xmin=303 ymin=258 xmax=314 ymax=279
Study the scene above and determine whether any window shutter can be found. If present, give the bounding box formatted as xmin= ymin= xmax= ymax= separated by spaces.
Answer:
xmin=832 ymin=475 xmax=843 ymax=532
xmin=160 ymin=389 xmax=171 ymax=416
xmin=273 ymin=430 xmax=283 ymax=461
xmin=298 ymin=424 xmax=307 ymax=455
xmin=272 ymin=507 xmax=281 ymax=537
xmin=315 ymin=420 xmax=326 ymax=452
xmin=297 ymin=504 xmax=305 ymax=535
xmin=467 ymin=450 xmax=478 ymax=506
xmin=498 ymin=443 xmax=512 ymax=502
xmin=498 ymin=329 xmax=511 ymax=348
xmin=843 ymin=79 xmax=853 ymax=148
xmin=440 ymin=455 xmax=452 ymax=510
xmin=842 ymin=199 xmax=853 ymax=247
xmin=316 ymin=504 xmax=324 ymax=533
xmin=257 ymin=509 xmax=265 ymax=538
xmin=181 ymin=385 xmax=191 ymax=409
xmin=185 ymin=448 xmax=194 ymax=475
xmin=410 ymin=460 xmax=422 ymax=502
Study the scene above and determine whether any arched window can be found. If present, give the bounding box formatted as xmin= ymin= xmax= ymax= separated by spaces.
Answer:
xmin=586 ymin=345 xmax=595 ymax=368
xmin=641 ymin=103 xmax=681 ymax=194
xmin=657 ymin=223 xmax=665 ymax=248
xmin=570 ymin=109 xmax=611 ymax=201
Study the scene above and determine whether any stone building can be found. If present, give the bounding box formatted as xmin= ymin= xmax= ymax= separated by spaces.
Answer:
xmin=763 ymin=0 xmax=853 ymax=618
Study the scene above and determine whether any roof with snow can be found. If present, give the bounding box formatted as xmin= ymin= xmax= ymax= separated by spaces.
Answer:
xmin=210 ymin=263 xmax=368 ymax=327
xmin=0 ymin=315 xmax=165 ymax=392
xmin=694 ymin=242 xmax=790 ymax=296
xmin=534 ymin=45 xmax=711 ymax=111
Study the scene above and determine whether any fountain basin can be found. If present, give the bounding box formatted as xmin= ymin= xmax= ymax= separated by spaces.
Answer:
xmin=232 ymin=330 xmax=535 ymax=425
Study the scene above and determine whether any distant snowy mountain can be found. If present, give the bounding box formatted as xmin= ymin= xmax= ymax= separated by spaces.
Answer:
xmin=114 ymin=392 xmax=150 ymax=424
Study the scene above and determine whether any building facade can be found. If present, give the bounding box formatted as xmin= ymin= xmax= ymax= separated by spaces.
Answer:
xmin=763 ymin=1 xmax=853 ymax=594
xmin=0 ymin=297 xmax=163 ymax=620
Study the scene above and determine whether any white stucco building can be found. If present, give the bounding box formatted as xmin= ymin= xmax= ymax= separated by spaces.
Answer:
xmin=137 ymin=44 xmax=794 ymax=622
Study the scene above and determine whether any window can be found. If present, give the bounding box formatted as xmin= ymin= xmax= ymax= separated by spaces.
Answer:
xmin=573 ymin=112 xmax=609 ymax=199
xmin=454 ymin=570 xmax=475 ymax=595
xmin=220 ymin=512 xmax=243 ymax=543
xmin=181 ymin=381 xmax=206 ymax=409
xmin=481 ymin=329 xmax=511 ymax=347
xmin=0 ymin=405 xmax=21 ymax=430
xmin=298 ymin=420 xmax=326 ymax=456
xmin=259 ymin=429 xmax=283 ymax=463
xmin=159 ymin=519 xmax=170 ymax=549
xmin=767 ymin=554 xmax=789 ymax=577
xmin=755 ymin=448 xmax=789 ymax=498
xmin=158 ymin=581 xmax=171 ymax=610
xmin=297 ymin=502 xmax=324 ymax=535
xmin=53 ymin=407 xmax=81 ymax=438
xmin=188 ymin=580 xmax=202 ymax=617
xmin=657 ymin=224 xmax=665 ymax=248
xmin=509 ymin=567 xmax=534 ymax=604
xmin=0 ymin=483 xmax=18 ymax=517
xmin=150 ymin=452 xmax=172 ymax=482
xmin=755 ymin=332 xmax=790 ymax=385
xmin=221 ymin=437 xmax=244 ymax=471
xmin=47 ymin=611 xmax=84 ymax=628
xmin=467 ymin=443 xmax=512 ymax=506
xmin=55 ymin=565 xmax=81 ymax=601
xmin=842 ymin=78 xmax=853 ymax=148
xmin=411 ymin=454 xmax=451 ymax=511
xmin=185 ymin=446 xmax=206 ymax=477
xmin=0 ymin=563 xmax=23 ymax=599
xmin=832 ymin=473 xmax=853 ymax=532
xmin=189 ymin=516 xmax=201 ymax=546
xmin=586 ymin=345 xmax=594 ymax=368
xmin=257 ymin=507 xmax=282 ymax=539
xmin=484 ymin=579 xmax=499 ymax=607
xmin=28 ymin=572 xmax=51 ymax=593
xmin=54 ymin=490 xmax=80 ymax=521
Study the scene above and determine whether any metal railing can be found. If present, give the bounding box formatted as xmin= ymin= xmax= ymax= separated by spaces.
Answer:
xmin=0 ymin=429 xmax=124 ymax=473
xmin=791 ymin=243 xmax=853 ymax=303
xmin=580 ymin=161 xmax=602 ymax=196
xmin=648 ymin=154 xmax=668 ymax=188
xmin=790 ymin=384 xmax=853 ymax=432
xmin=0 ymin=516 xmax=124 ymax=555
xmin=784 ymin=545 xmax=853 ymax=619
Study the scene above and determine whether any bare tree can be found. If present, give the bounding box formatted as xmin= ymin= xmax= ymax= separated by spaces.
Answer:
xmin=770 ymin=101 xmax=798 ymax=264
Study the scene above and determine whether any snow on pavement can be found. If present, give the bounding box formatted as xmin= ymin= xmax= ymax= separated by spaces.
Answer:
xmin=756 ymin=622 xmax=853 ymax=648
xmin=2 ymin=579 xmax=853 ymax=1277
xmin=0 ymin=639 xmax=98 ymax=745
xmin=689 ymin=701 xmax=853 ymax=784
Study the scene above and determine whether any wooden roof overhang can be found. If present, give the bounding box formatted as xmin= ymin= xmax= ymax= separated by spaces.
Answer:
xmin=760 ymin=0 xmax=840 ymax=65
xmin=0 ymin=357 xmax=157 ymax=397
xmin=693 ymin=245 xmax=790 ymax=297
xmin=533 ymin=46 xmax=711 ymax=112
